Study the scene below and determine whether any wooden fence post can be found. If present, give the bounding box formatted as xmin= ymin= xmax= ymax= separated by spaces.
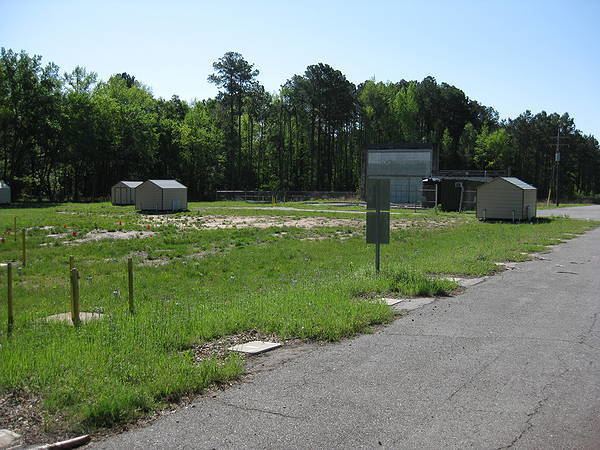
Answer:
xmin=128 ymin=258 xmax=134 ymax=314
xmin=7 ymin=262 xmax=13 ymax=336
xmin=70 ymin=268 xmax=80 ymax=327
xmin=21 ymin=229 xmax=26 ymax=267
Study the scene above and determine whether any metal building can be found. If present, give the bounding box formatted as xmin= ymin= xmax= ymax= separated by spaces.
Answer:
xmin=0 ymin=181 xmax=11 ymax=204
xmin=111 ymin=181 xmax=142 ymax=205
xmin=135 ymin=180 xmax=188 ymax=212
xmin=366 ymin=144 xmax=436 ymax=204
xmin=476 ymin=177 xmax=537 ymax=221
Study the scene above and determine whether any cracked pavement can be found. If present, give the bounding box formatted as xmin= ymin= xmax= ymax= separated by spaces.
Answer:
xmin=93 ymin=208 xmax=600 ymax=449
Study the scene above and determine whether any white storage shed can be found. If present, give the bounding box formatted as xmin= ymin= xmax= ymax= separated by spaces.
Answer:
xmin=0 ymin=181 xmax=11 ymax=204
xmin=111 ymin=181 xmax=142 ymax=205
xmin=476 ymin=177 xmax=537 ymax=221
xmin=135 ymin=180 xmax=188 ymax=212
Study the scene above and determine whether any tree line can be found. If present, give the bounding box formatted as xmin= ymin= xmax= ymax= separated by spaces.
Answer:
xmin=1 ymin=48 xmax=599 ymax=201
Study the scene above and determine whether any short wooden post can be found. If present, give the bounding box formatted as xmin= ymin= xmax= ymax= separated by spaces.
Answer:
xmin=7 ymin=262 xmax=14 ymax=336
xmin=70 ymin=268 xmax=80 ymax=327
xmin=21 ymin=229 xmax=26 ymax=267
xmin=128 ymin=257 xmax=134 ymax=314
xmin=13 ymin=217 xmax=16 ymax=242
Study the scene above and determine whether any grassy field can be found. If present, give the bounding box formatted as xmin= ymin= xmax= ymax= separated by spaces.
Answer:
xmin=0 ymin=201 xmax=596 ymax=440
xmin=537 ymin=201 xmax=593 ymax=210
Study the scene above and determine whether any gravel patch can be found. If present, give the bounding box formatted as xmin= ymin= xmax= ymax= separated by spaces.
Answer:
xmin=69 ymin=230 xmax=155 ymax=244
xmin=192 ymin=330 xmax=280 ymax=362
xmin=142 ymin=214 xmax=457 ymax=231
xmin=0 ymin=390 xmax=73 ymax=447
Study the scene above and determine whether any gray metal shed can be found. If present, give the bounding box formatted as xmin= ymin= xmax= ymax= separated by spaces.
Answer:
xmin=111 ymin=181 xmax=142 ymax=205
xmin=135 ymin=180 xmax=188 ymax=212
xmin=476 ymin=177 xmax=537 ymax=221
xmin=0 ymin=181 xmax=11 ymax=204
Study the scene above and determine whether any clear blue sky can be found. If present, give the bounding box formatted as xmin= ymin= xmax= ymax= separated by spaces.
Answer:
xmin=1 ymin=0 xmax=599 ymax=137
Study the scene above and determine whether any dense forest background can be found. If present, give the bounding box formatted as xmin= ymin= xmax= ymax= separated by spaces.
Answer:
xmin=1 ymin=48 xmax=599 ymax=201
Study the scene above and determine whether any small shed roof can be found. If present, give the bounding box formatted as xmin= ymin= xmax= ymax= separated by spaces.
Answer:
xmin=146 ymin=179 xmax=187 ymax=189
xmin=0 ymin=180 xmax=9 ymax=188
xmin=501 ymin=177 xmax=536 ymax=190
xmin=116 ymin=181 xmax=143 ymax=188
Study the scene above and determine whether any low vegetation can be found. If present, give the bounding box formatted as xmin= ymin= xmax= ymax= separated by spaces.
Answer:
xmin=0 ymin=202 xmax=596 ymax=439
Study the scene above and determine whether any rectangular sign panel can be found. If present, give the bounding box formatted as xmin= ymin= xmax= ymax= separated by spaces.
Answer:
xmin=366 ymin=211 xmax=390 ymax=244
xmin=366 ymin=179 xmax=390 ymax=211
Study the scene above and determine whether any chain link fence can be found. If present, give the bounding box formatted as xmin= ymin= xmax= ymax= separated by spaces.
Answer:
xmin=216 ymin=191 xmax=358 ymax=202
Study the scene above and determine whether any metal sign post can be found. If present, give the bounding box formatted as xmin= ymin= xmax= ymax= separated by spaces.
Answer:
xmin=366 ymin=179 xmax=391 ymax=273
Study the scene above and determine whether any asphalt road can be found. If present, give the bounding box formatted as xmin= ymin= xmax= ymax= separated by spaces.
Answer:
xmin=93 ymin=214 xmax=600 ymax=449
xmin=539 ymin=204 xmax=600 ymax=220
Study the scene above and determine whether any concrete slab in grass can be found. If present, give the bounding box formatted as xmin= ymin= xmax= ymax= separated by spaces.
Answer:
xmin=45 ymin=312 xmax=105 ymax=324
xmin=0 ymin=429 xmax=21 ymax=448
xmin=444 ymin=276 xmax=487 ymax=288
xmin=382 ymin=297 xmax=403 ymax=306
xmin=494 ymin=262 xmax=517 ymax=270
xmin=228 ymin=341 xmax=281 ymax=355
xmin=391 ymin=297 xmax=436 ymax=311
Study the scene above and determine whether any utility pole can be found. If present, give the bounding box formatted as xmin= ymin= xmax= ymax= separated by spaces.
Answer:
xmin=555 ymin=127 xmax=560 ymax=207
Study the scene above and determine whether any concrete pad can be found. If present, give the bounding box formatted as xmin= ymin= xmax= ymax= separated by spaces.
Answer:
xmin=459 ymin=277 xmax=487 ymax=288
xmin=382 ymin=297 xmax=403 ymax=306
xmin=392 ymin=297 xmax=436 ymax=311
xmin=228 ymin=341 xmax=281 ymax=355
xmin=45 ymin=312 xmax=105 ymax=324
xmin=0 ymin=429 xmax=21 ymax=448
xmin=531 ymin=253 xmax=551 ymax=261
xmin=444 ymin=276 xmax=487 ymax=288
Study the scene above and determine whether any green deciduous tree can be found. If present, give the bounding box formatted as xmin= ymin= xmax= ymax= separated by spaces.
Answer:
xmin=1 ymin=47 xmax=599 ymax=202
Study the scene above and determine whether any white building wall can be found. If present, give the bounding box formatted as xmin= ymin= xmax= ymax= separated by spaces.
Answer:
xmin=135 ymin=183 xmax=161 ymax=211
xmin=477 ymin=180 xmax=523 ymax=220
xmin=162 ymin=188 xmax=187 ymax=211
xmin=523 ymin=189 xmax=537 ymax=219
xmin=135 ymin=183 xmax=187 ymax=211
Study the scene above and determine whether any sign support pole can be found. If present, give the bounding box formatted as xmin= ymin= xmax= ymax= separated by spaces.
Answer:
xmin=375 ymin=205 xmax=381 ymax=273
xmin=367 ymin=179 xmax=390 ymax=275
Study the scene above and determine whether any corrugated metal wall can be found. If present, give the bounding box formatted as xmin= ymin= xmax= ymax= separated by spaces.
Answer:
xmin=135 ymin=183 xmax=160 ymax=211
xmin=367 ymin=148 xmax=433 ymax=204
xmin=111 ymin=184 xmax=136 ymax=205
xmin=135 ymin=183 xmax=187 ymax=211
xmin=523 ymin=189 xmax=537 ymax=219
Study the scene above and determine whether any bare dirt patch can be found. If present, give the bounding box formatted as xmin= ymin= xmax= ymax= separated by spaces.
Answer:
xmin=143 ymin=214 xmax=457 ymax=231
xmin=44 ymin=230 xmax=155 ymax=247
xmin=47 ymin=232 xmax=70 ymax=239
xmin=127 ymin=251 xmax=171 ymax=267
xmin=45 ymin=311 xmax=105 ymax=324
xmin=125 ymin=249 xmax=217 ymax=267
xmin=0 ymin=390 xmax=73 ymax=447
xmin=69 ymin=230 xmax=155 ymax=244
xmin=192 ymin=330 xmax=280 ymax=362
